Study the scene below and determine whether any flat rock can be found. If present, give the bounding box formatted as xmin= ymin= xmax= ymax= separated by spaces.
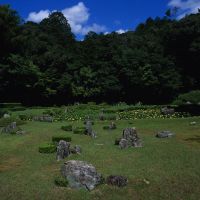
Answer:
xmin=61 ymin=160 xmax=103 ymax=191
xmin=156 ymin=131 xmax=175 ymax=138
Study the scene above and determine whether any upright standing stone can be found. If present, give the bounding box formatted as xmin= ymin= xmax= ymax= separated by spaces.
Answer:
xmin=56 ymin=140 xmax=70 ymax=161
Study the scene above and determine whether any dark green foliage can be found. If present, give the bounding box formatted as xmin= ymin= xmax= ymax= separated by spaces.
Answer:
xmin=73 ymin=127 xmax=86 ymax=135
xmin=61 ymin=125 xmax=72 ymax=131
xmin=54 ymin=176 xmax=68 ymax=187
xmin=38 ymin=143 xmax=56 ymax=153
xmin=0 ymin=5 xmax=200 ymax=105
xmin=115 ymin=138 xmax=121 ymax=145
xmin=19 ymin=114 xmax=30 ymax=121
xmin=173 ymin=90 xmax=200 ymax=105
xmin=103 ymin=126 xmax=110 ymax=130
xmin=52 ymin=136 xmax=71 ymax=143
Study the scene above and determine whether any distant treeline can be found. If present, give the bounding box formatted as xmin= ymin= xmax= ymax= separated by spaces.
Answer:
xmin=0 ymin=5 xmax=200 ymax=105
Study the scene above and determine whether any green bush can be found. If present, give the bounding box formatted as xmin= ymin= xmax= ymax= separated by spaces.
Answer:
xmin=172 ymin=90 xmax=200 ymax=105
xmin=54 ymin=176 xmax=68 ymax=187
xmin=103 ymin=126 xmax=110 ymax=130
xmin=52 ymin=136 xmax=71 ymax=143
xmin=39 ymin=143 xmax=56 ymax=153
xmin=73 ymin=127 xmax=86 ymax=135
xmin=61 ymin=125 xmax=72 ymax=131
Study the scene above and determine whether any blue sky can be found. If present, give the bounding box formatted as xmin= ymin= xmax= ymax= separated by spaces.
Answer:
xmin=1 ymin=0 xmax=200 ymax=39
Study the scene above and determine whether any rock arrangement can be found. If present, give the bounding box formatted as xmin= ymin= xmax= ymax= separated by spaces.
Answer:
xmin=70 ymin=145 xmax=82 ymax=154
xmin=118 ymin=127 xmax=142 ymax=149
xmin=61 ymin=160 xmax=103 ymax=191
xmin=161 ymin=107 xmax=175 ymax=115
xmin=109 ymin=122 xmax=116 ymax=130
xmin=33 ymin=115 xmax=53 ymax=122
xmin=106 ymin=175 xmax=128 ymax=187
xmin=156 ymin=131 xmax=175 ymax=138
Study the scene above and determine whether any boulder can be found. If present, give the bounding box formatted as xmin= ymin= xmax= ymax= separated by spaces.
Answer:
xmin=119 ymin=139 xmax=129 ymax=149
xmin=61 ymin=160 xmax=103 ymax=191
xmin=85 ymin=120 xmax=97 ymax=138
xmin=122 ymin=127 xmax=142 ymax=147
xmin=156 ymin=131 xmax=174 ymax=138
xmin=56 ymin=140 xmax=70 ymax=161
xmin=106 ymin=175 xmax=128 ymax=187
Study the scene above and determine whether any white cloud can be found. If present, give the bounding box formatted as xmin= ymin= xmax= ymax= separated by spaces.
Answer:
xmin=115 ymin=29 xmax=128 ymax=34
xmin=168 ymin=0 xmax=200 ymax=19
xmin=27 ymin=10 xmax=50 ymax=23
xmin=26 ymin=2 xmax=106 ymax=35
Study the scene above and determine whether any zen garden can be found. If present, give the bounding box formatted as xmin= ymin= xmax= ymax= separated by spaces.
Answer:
xmin=1 ymin=1 xmax=200 ymax=200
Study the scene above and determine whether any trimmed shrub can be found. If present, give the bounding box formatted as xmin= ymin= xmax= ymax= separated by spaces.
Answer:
xmin=39 ymin=143 xmax=56 ymax=153
xmin=103 ymin=126 xmax=110 ymax=130
xmin=115 ymin=138 xmax=121 ymax=145
xmin=52 ymin=136 xmax=71 ymax=143
xmin=73 ymin=127 xmax=86 ymax=135
xmin=54 ymin=176 xmax=68 ymax=187
xmin=18 ymin=114 xmax=31 ymax=121
xmin=61 ymin=125 xmax=72 ymax=131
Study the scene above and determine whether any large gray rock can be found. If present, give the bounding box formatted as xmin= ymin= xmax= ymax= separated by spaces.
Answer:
xmin=156 ymin=131 xmax=174 ymax=138
xmin=56 ymin=140 xmax=70 ymax=161
xmin=61 ymin=160 xmax=103 ymax=191
xmin=122 ymin=127 xmax=142 ymax=147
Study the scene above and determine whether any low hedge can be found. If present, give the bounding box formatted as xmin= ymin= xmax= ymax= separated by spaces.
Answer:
xmin=61 ymin=125 xmax=72 ymax=131
xmin=73 ymin=127 xmax=86 ymax=135
xmin=54 ymin=176 xmax=68 ymax=187
xmin=39 ymin=143 xmax=56 ymax=153
xmin=103 ymin=126 xmax=110 ymax=130
xmin=52 ymin=136 xmax=72 ymax=143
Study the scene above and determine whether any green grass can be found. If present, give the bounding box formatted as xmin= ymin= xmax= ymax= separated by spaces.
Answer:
xmin=0 ymin=114 xmax=200 ymax=199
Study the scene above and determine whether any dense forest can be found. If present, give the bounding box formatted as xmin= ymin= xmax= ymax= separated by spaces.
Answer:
xmin=0 ymin=5 xmax=200 ymax=105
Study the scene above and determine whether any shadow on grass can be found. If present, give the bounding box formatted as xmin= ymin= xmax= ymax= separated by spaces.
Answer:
xmin=185 ymin=135 xmax=200 ymax=143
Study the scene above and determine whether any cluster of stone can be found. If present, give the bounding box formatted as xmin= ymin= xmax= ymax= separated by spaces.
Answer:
xmin=118 ymin=127 xmax=142 ymax=149
xmin=61 ymin=160 xmax=103 ymax=191
xmin=33 ymin=115 xmax=53 ymax=122
xmin=56 ymin=140 xmax=82 ymax=161
xmin=1 ymin=122 xmax=25 ymax=135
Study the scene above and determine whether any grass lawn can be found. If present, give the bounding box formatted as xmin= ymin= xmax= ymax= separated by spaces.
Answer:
xmin=0 ymin=116 xmax=200 ymax=200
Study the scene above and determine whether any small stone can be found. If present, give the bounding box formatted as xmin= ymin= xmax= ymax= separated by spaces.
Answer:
xmin=3 ymin=113 xmax=10 ymax=118
xmin=156 ymin=131 xmax=175 ymax=138
xmin=106 ymin=175 xmax=128 ymax=187
xmin=161 ymin=107 xmax=175 ymax=115
xmin=190 ymin=121 xmax=197 ymax=125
